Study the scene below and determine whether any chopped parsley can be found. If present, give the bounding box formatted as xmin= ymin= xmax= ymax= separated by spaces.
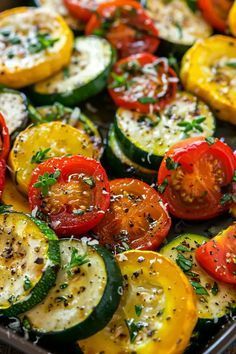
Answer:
xmin=109 ymin=72 xmax=128 ymax=89
xmin=186 ymin=0 xmax=197 ymax=12
xmin=23 ymin=276 xmax=32 ymax=291
xmin=33 ymin=170 xmax=60 ymax=197
xmin=138 ymin=97 xmax=156 ymax=104
xmin=205 ymin=136 xmax=216 ymax=145
xmin=176 ymin=253 xmax=193 ymax=272
xmin=157 ymin=179 xmax=168 ymax=194
xmin=28 ymin=32 xmax=59 ymax=54
xmin=225 ymin=61 xmax=236 ymax=68
xmin=175 ymin=244 xmax=190 ymax=252
xmin=211 ymin=282 xmax=219 ymax=296
xmin=125 ymin=319 xmax=147 ymax=343
xmin=177 ymin=116 xmax=206 ymax=135
xmin=83 ymin=176 xmax=95 ymax=188
xmin=65 ymin=247 xmax=89 ymax=275
xmin=135 ymin=305 xmax=143 ymax=317
xmin=72 ymin=209 xmax=85 ymax=216
xmin=166 ymin=157 xmax=180 ymax=170
xmin=190 ymin=281 xmax=209 ymax=296
xmin=31 ymin=148 xmax=51 ymax=164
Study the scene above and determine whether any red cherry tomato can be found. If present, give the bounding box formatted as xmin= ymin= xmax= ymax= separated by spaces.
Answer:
xmin=86 ymin=0 xmax=160 ymax=58
xmin=196 ymin=223 xmax=236 ymax=285
xmin=29 ymin=155 xmax=110 ymax=236
xmin=197 ymin=0 xmax=233 ymax=32
xmin=63 ymin=0 xmax=106 ymax=22
xmin=0 ymin=159 xmax=6 ymax=199
xmin=0 ymin=112 xmax=10 ymax=160
xmin=108 ymin=53 xmax=177 ymax=113
xmin=157 ymin=137 xmax=236 ymax=220
xmin=93 ymin=178 xmax=171 ymax=251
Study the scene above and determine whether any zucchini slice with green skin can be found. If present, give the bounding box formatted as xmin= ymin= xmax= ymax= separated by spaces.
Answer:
xmin=32 ymin=103 xmax=103 ymax=159
xmin=22 ymin=238 xmax=123 ymax=343
xmin=0 ymin=212 xmax=60 ymax=317
xmin=0 ymin=87 xmax=29 ymax=140
xmin=114 ymin=92 xmax=215 ymax=169
xmin=160 ymin=234 xmax=236 ymax=321
xmin=31 ymin=0 xmax=85 ymax=32
xmin=106 ymin=126 xmax=156 ymax=183
xmin=146 ymin=0 xmax=212 ymax=56
xmin=30 ymin=36 xmax=115 ymax=106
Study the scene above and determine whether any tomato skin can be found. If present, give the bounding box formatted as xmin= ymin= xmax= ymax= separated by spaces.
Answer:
xmin=86 ymin=0 xmax=160 ymax=58
xmin=158 ymin=137 xmax=236 ymax=220
xmin=63 ymin=0 xmax=102 ymax=22
xmin=109 ymin=53 xmax=177 ymax=113
xmin=197 ymin=0 xmax=232 ymax=32
xmin=29 ymin=156 xmax=110 ymax=236
xmin=0 ymin=159 xmax=6 ymax=199
xmin=196 ymin=224 xmax=236 ymax=285
xmin=0 ymin=112 xmax=10 ymax=160
xmin=93 ymin=178 xmax=171 ymax=251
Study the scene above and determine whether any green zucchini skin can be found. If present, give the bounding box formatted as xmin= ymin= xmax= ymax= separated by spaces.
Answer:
xmin=30 ymin=37 xmax=116 ymax=107
xmin=22 ymin=239 xmax=123 ymax=343
xmin=0 ymin=87 xmax=29 ymax=140
xmin=114 ymin=92 xmax=215 ymax=169
xmin=32 ymin=103 xmax=104 ymax=159
xmin=0 ymin=212 xmax=60 ymax=317
xmin=105 ymin=126 xmax=156 ymax=183
xmin=160 ymin=234 xmax=236 ymax=323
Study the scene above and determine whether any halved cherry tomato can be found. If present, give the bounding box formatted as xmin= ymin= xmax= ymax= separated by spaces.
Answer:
xmin=29 ymin=155 xmax=110 ymax=236
xmin=196 ymin=223 xmax=236 ymax=285
xmin=157 ymin=137 xmax=236 ymax=220
xmin=108 ymin=53 xmax=177 ymax=113
xmin=93 ymin=178 xmax=171 ymax=251
xmin=86 ymin=0 xmax=160 ymax=58
xmin=63 ymin=0 xmax=106 ymax=22
xmin=0 ymin=112 xmax=10 ymax=160
xmin=197 ymin=0 xmax=233 ymax=32
xmin=0 ymin=159 xmax=6 ymax=199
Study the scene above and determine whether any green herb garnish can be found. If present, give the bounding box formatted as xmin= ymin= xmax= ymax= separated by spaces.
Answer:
xmin=220 ymin=193 xmax=236 ymax=205
xmin=225 ymin=61 xmax=236 ymax=68
xmin=178 ymin=116 xmax=206 ymax=135
xmin=65 ymin=247 xmax=89 ymax=275
xmin=83 ymin=176 xmax=95 ymax=188
xmin=176 ymin=253 xmax=193 ymax=272
xmin=23 ymin=276 xmax=32 ymax=291
xmin=138 ymin=97 xmax=156 ymax=104
xmin=31 ymin=148 xmax=51 ymax=164
xmin=28 ymin=32 xmax=59 ymax=54
xmin=166 ymin=157 xmax=180 ymax=170
xmin=33 ymin=170 xmax=60 ymax=197
xmin=175 ymin=244 xmax=190 ymax=252
xmin=135 ymin=305 xmax=143 ymax=317
xmin=205 ymin=137 xmax=216 ymax=145
xmin=125 ymin=319 xmax=147 ymax=343
xmin=186 ymin=0 xmax=197 ymax=12
xmin=191 ymin=281 xmax=209 ymax=296
xmin=157 ymin=179 xmax=168 ymax=194
xmin=211 ymin=282 xmax=219 ymax=296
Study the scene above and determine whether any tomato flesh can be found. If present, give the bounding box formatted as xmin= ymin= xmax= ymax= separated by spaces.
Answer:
xmin=109 ymin=53 xmax=177 ymax=113
xmin=29 ymin=156 xmax=110 ymax=236
xmin=85 ymin=0 xmax=160 ymax=58
xmin=196 ymin=223 xmax=236 ymax=284
xmin=158 ymin=137 xmax=236 ymax=220
xmin=93 ymin=178 xmax=171 ymax=251
xmin=197 ymin=0 xmax=233 ymax=32
xmin=63 ymin=0 xmax=105 ymax=22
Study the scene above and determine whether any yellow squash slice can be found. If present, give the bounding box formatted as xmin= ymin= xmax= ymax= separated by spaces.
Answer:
xmin=9 ymin=121 xmax=98 ymax=195
xmin=2 ymin=174 xmax=30 ymax=213
xmin=79 ymin=250 xmax=198 ymax=354
xmin=0 ymin=7 xmax=73 ymax=88
xmin=229 ymin=1 xmax=236 ymax=37
xmin=180 ymin=35 xmax=236 ymax=125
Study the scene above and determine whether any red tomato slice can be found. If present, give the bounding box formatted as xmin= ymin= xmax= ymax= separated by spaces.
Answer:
xmin=0 ymin=159 xmax=6 ymax=199
xmin=85 ymin=0 xmax=160 ymax=58
xmin=157 ymin=137 xmax=236 ymax=220
xmin=63 ymin=0 xmax=105 ymax=22
xmin=196 ymin=223 xmax=236 ymax=285
xmin=29 ymin=156 xmax=110 ymax=236
xmin=197 ymin=0 xmax=233 ymax=32
xmin=0 ymin=112 xmax=10 ymax=160
xmin=93 ymin=178 xmax=171 ymax=251
xmin=108 ymin=53 xmax=177 ymax=113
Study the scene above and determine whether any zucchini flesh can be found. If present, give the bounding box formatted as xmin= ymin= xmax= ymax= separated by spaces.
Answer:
xmin=115 ymin=92 xmax=215 ymax=169
xmin=146 ymin=0 xmax=212 ymax=48
xmin=0 ymin=87 xmax=28 ymax=137
xmin=22 ymin=239 xmax=122 ymax=342
xmin=106 ymin=126 xmax=156 ymax=182
xmin=160 ymin=234 xmax=236 ymax=320
xmin=31 ymin=36 xmax=114 ymax=106
xmin=35 ymin=103 xmax=103 ymax=159
xmin=0 ymin=212 xmax=60 ymax=317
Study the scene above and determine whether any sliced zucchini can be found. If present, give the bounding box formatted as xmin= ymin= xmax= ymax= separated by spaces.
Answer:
xmin=0 ymin=212 xmax=60 ymax=317
xmin=0 ymin=87 xmax=29 ymax=139
xmin=2 ymin=174 xmax=30 ymax=213
xmin=32 ymin=0 xmax=85 ymax=32
xmin=114 ymin=92 xmax=215 ymax=169
xmin=32 ymin=103 xmax=103 ymax=159
xmin=106 ymin=126 xmax=156 ymax=182
xmin=9 ymin=121 xmax=99 ymax=195
xmin=22 ymin=238 xmax=122 ymax=342
xmin=146 ymin=0 xmax=212 ymax=56
xmin=160 ymin=234 xmax=236 ymax=321
xmin=31 ymin=36 xmax=115 ymax=106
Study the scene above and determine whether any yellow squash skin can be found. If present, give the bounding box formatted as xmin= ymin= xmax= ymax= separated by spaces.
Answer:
xmin=2 ymin=174 xmax=30 ymax=213
xmin=229 ymin=1 xmax=236 ymax=36
xmin=79 ymin=250 xmax=198 ymax=354
xmin=8 ymin=121 xmax=98 ymax=195
xmin=180 ymin=35 xmax=236 ymax=125
xmin=0 ymin=7 xmax=73 ymax=88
